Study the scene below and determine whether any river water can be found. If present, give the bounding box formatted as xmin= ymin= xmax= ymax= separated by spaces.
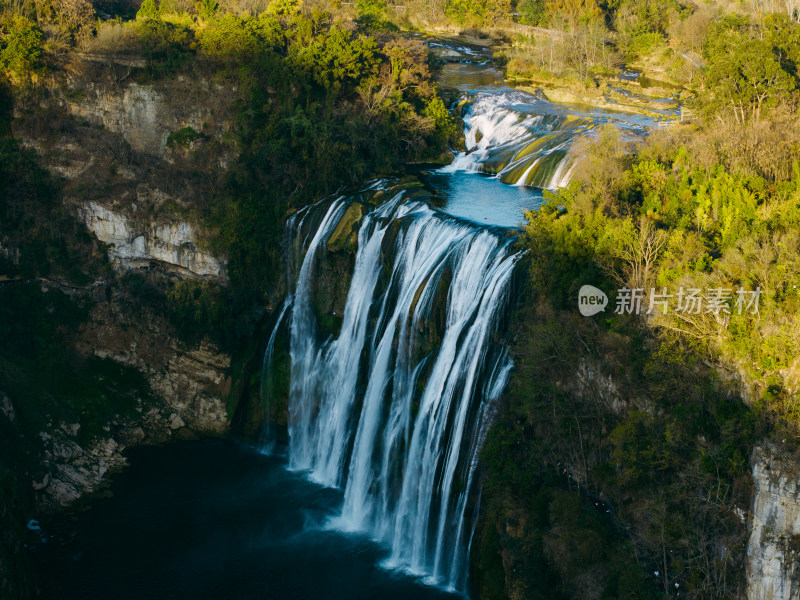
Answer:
xmin=423 ymin=38 xmax=666 ymax=227
xmin=37 ymin=442 xmax=461 ymax=599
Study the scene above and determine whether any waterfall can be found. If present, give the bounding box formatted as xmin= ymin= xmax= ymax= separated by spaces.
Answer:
xmin=263 ymin=181 xmax=519 ymax=592
xmin=259 ymin=297 xmax=292 ymax=451
xmin=441 ymin=92 xmax=591 ymax=188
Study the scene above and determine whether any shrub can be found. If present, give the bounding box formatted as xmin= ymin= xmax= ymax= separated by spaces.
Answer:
xmin=83 ymin=21 xmax=143 ymax=54
xmin=34 ymin=0 xmax=95 ymax=36
xmin=0 ymin=16 xmax=45 ymax=80
xmin=197 ymin=13 xmax=284 ymax=61
xmin=166 ymin=125 xmax=200 ymax=148
xmin=264 ymin=0 xmax=302 ymax=17
xmin=137 ymin=0 xmax=160 ymax=19
xmin=518 ymin=0 xmax=547 ymax=25
xmin=135 ymin=17 xmax=194 ymax=75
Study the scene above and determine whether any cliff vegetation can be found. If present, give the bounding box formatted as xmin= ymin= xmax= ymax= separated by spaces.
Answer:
xmin=474 ymin=5 xmax=800 ymax=600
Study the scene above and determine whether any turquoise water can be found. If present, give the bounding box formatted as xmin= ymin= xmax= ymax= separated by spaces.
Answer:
xmin=424 ymin=39 xmax=667 ymax=229
xmin=423 ymin=170 xmax=544 ymax=228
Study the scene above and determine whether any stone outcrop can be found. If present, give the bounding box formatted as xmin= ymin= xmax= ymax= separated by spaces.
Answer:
xmin=80 ymin=201 xmax=224 ymax=278
xmin=747 ymin=444 xmax=800 ymax=600
xmin=34 ymin=332 xmax=231 ymax=509
xmin=65 ymin=75 xmax=235 ymax=160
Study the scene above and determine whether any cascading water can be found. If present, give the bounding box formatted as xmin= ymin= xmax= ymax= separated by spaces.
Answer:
xmin=440 ymin=92 xmax=591 ymax=188
xmin=258 ymin=297 xmax=291 ymax=451
xmin=263 ymin=181 xmax=519 ymax=592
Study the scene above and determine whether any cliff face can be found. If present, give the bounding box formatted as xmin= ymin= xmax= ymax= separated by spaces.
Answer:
xmin=32 ymin=304 xmax=232 ymax=509
xmin=6 ymin=59 xmax=240 ymax=512
xmin=18 ymin=60 xmax=237 ymax=281
xmin=64 ymin=69 xmax=236 ymax=161
xmin=747 ymin=445 xmax=800 ymax=600
xmin=80 ymin=201 xmax=224 ymax=278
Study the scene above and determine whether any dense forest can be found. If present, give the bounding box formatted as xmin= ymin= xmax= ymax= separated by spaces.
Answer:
xmin=2 ymin=0 xmax=800 ymax=598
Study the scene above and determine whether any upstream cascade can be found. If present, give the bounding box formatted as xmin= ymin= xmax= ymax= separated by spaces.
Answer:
xmin=442 ymin=91 xmax=592 ymax=188
xmin=264 ymin=182 xmax=519 ymax=591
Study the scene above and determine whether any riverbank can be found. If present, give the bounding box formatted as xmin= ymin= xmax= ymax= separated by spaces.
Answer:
xmin=424 ymin=28 xmax=693 ymax=124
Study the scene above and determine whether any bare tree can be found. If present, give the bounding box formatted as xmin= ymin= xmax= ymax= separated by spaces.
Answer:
xmin=603 ymin=217 xmax=667 ymax=292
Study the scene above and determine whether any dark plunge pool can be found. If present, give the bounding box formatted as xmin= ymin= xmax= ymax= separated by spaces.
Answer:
xmin=35 ymin=441 xmax=464 ymax=600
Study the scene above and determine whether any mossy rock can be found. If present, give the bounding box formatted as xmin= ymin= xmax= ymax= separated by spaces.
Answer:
xmin=327 ymin=202 xmax=363 ymax=254
xmin=310 ymin=249 xmax=354 ymax=339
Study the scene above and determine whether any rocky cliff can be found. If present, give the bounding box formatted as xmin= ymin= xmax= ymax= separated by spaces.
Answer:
xmin=80 ymin=201 xmax=224 ymax=278
xmin=747 ymin=445 xmax=800 ymax=600
xmin=17 ymin=58 xmax=236 ymax=282
xmin=5 ymin=57 xmax=240 ymax=514
xmin=64 ymin=66 xmax=236 ymax=162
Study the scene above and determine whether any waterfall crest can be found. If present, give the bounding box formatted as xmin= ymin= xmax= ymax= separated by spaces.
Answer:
xmin=441 ymin=92 xmax=591 ymax=188
xmin=264 ymin=181 xmax=519 ymax=591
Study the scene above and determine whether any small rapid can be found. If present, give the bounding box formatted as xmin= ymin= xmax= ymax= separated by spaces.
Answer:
xmin=440 ymin=92 xmax=589 ymax=188
xmin=423 ymin=37 xmax=669 ymax=228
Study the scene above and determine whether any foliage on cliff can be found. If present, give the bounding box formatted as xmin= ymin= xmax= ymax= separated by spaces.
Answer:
xmin=0 ymin=137 xmax=106 ymax=283
xmin=140 ymin=9 xmax=461 ymax=308
xmin=477 ymin=12 xmax=800 ymax=600
xmin=0 ymin=115 xmax=152 ymax=439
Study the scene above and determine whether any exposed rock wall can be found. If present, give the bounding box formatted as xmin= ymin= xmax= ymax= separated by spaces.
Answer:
xmin=31 ymin=295 xmax=232 ymax=510
xmin=747 ymin=445 xmax=800 ymax=600
xmin=14 ymin=60 xmax=237 ymax=280
xmin=80 ymin=201 xmax=224 ymax=277
xmin=65 ymin=74 xmax=235 ymax=160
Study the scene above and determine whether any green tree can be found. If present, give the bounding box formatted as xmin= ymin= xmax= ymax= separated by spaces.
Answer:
xmin=614 ymin=0 xmax=675 ymax=57
xmin=264 ymin=0 xmax=303 ymax=17
xmin=198 ymin=14 xmax=285 ymax=60
xmin=518 ymin=0 xmax=547 ymax=25
xmin=0 ymin=16 xmax=44 ymax=81
xmin=289 ymin=26 xmax=379 ymax=90
xmin=703 ymin=14 xmax=797 ymax=122
xmin=137 ymin=0 xmax=160 ymax=18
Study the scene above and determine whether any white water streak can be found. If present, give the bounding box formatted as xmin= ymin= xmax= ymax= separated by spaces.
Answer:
xmin=275 ymin=188 xmax=518 ymax=591
xmin=441 ymin=92 xmax=579 ymax=189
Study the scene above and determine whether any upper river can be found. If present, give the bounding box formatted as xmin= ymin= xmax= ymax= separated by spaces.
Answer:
xmin=422 ymin=38 xmax=668 ymax=227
